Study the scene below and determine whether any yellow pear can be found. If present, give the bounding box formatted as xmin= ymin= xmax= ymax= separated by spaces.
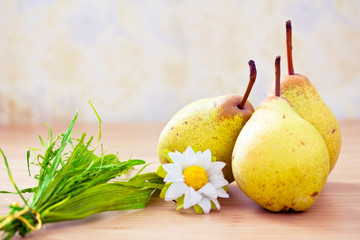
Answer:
xmin=275 ymin=20 xmax=341 ymax=172
xmin=158 ymin=61 xmax=257 ymax=183
xmin=232 ymin=57 xmax=329 ymax=212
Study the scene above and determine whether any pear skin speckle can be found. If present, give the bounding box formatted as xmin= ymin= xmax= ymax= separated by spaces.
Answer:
xmin=280 ymin=74 xmax=342 ymax=172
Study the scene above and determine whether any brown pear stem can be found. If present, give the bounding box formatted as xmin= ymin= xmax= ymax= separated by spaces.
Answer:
xmin=275 ymin=56 xmax=281 ymax=97
xmin=286 ymin=20 xmax=294 ymax=75
xmin=238 ymin=60 xmax=257 ymax=109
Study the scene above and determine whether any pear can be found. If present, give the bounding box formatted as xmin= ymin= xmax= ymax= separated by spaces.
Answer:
xmin=157 ymin=61 xmax=257 ymax=183
xmin=274 ymin=20 xmax=341 ymax=172
xmin=232 ymin=57 xmax=329 ymax=212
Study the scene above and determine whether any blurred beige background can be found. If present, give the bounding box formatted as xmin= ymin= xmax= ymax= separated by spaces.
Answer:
xmin=0 ymin=0 xmax=359 ymax=125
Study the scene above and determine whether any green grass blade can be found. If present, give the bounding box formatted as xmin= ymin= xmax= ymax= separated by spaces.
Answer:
xmin=0 ymin=187 xmax=36 ymax=194
xmin=88 ymin=101 xmax=102 ymax=148
xmin=0 ymin=149 xmax=28 ymax=206
xmin=47 ymin=111 xmax=78 ymax=176
xmin=26 ymin=150 xmax=31 ymax=177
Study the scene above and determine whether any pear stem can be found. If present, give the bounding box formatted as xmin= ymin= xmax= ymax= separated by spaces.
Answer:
xmin=238 ymin=60 xmax=257 ymax=109
xmin=286 ymin=20 xmax=294 ymax=75
xmin=275 ymin=56 xmax=281 ymax=97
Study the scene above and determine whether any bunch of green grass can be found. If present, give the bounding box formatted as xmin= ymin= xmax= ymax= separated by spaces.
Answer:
xmin=0 ymin=110 xmax=164 ymax=239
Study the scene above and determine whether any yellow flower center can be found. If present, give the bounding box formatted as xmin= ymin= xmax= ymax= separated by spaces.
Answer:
xmin=183 ymin=166 xmax=208 ymax=190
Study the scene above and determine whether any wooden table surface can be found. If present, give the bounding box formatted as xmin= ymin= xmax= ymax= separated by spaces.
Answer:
xmin=0 ymin=120 xmax=359 ymax=240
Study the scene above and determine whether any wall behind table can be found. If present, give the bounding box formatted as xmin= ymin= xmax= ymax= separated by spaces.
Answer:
xmin=1 ymin=0 xmax=359 ymax=125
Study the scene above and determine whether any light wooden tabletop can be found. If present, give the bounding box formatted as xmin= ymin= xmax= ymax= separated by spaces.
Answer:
xmin=0 ymin=120 xmax=359 ymax=240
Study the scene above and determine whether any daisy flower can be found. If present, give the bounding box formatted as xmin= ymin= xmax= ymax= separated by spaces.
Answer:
xmin=158 ymin=146 xmax=229 ymax=214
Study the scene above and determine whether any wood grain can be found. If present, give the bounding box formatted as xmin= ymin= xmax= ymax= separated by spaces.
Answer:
xmin=0 ymin=120 xmax=359 ymax=239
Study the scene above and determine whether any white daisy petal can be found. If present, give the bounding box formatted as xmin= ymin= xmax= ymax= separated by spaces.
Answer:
xmin=164 ymin=174 xmax=183 ymax=183
xmin=183 ymin=187 xmax=202 ymax=209
xmin=216 ymin=187 xmax=229 ymax=198
xmin=198 ymin=197 xmax=211 ymax=214
xmin=163 ymin=164 xmax=183 ymax=182
xmin=207 ymin=161 xmax=226 ymax=177
xmin=183 ymin=146 xmax=197 ymax=168
xmin=184 ymin=146 xmax=195 ymax=157
xmin=210 ymin=197 xmax=220 ymax=209
xmin=168 ymin=151 xmax=183 ymax=167
xmin=209 ymin=173 xmax=229 ymax=188
xmin=165 ymin=181 xmax=188 ymax=201
xmin=198 ymin=183 xmax=218 ymax=199
xmin=195 ymin=149 xmax=211 ymax=170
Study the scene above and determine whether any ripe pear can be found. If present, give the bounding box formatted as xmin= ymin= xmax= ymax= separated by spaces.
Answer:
xmin=158 ymin=61 xmax=257 ymax=183
xmin=232 ymin=57 xmax=329 ymax=212
xmin=273 ymin=20 xmax=341 ymax=172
